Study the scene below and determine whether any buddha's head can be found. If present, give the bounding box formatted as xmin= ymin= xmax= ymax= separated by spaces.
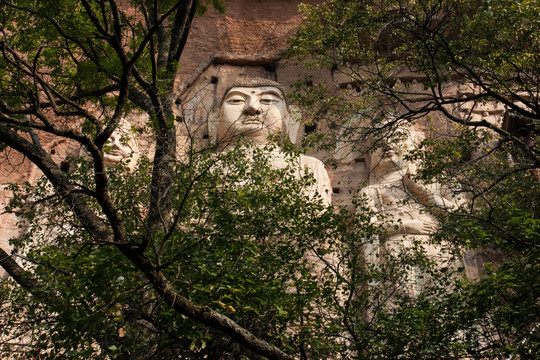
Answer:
xmin=103 ymin=118 xmax=139 ymax=170
xmin=217 ymin=78 xmax=290 ymax=146
xmin=369 ymin=122 xmax=423 ymax=182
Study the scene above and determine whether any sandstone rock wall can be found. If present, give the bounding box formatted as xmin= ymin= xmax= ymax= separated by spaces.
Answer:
xmin=177 ymin=0 xmax=323 ymax=80
xmin=0 ymin=0 xmax=327 ymax=277
xmin=1 ymin=0 xmax=501 ymax=280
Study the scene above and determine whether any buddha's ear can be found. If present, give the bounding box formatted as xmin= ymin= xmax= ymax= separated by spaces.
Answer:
xmin=285 ymin=105 xmax=302 ymax=144
xmin=207 ymin=108 xmax=219 ymax=143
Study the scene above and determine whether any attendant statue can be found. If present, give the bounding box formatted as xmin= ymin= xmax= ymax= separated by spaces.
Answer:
xmin=78 ymin=117 xmax=140 ymax=171
xmin=215 ymin=77 xmax=332 ymax=204
xmin=362 ymin=123 xmax=459 ymax=293
xmin=102 ymin=118 xmax=140 ymax=171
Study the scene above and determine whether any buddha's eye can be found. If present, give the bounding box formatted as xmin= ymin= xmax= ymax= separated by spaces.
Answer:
xmin=226 ymin=96 xmax=245 ymax=105
xmin=260 ymin=97 xmax=280 ymax=105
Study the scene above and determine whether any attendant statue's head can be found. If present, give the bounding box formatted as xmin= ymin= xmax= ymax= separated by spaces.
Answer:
xmin=369 ymin=121 xmax=422 ymax=183
xmin=103 ymin=118 xmax=140 ymax=170
xmin=217 ymin=77 xmax=290 ymax=147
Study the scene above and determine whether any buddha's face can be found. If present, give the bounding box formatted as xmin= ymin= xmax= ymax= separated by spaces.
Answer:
xmin=104 ymin=121 xmax=139 ymax=169
xmin=370 ymin=133 xmax=415 ymax=175
xmin=218 ymin=86 xmax=287 ymax=145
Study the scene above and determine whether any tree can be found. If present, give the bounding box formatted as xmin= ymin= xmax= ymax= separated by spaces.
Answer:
xmin=1 ymin=0 xmax=538 ymax=359
xmin=0 ymin=1 xmax=364 ymax=359
xmin=288 ymin=0 xmax=539 ymax=358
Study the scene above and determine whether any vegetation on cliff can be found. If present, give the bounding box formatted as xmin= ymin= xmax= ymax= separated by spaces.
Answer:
xmin=0 ymin=0 xmax=538 ymax=359
xmin=289 ymin=0 xmax=539 ymax=358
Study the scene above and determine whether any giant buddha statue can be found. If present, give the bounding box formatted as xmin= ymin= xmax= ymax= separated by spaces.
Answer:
xmin=215 ymin=77 xmax=332 ymax=204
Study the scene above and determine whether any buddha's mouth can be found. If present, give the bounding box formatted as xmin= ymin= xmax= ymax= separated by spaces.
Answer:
xmin=242 ymin=117 xmax=262 ymax=125
xmin=107 ymin=150 xmax=124 ymax=157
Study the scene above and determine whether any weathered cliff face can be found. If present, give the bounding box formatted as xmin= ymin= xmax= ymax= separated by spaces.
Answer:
xmin=0 ymin=0 xmax=502 ymax=279
xmin=169 ymin=0 xmax=516 ymax=287
xmin=0 ymin=0 xmax=324 ymax=185
xmin=0 ymin=0 xmax=325 ymax=265
xmin=177 ymin=0 xmax=324 ymax=79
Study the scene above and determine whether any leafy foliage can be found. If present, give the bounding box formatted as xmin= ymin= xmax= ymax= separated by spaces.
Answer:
xmin=288 ymin=0 xmax=540 ymax=358
xmin=1 ymin=0 xmax=538 ymax=359
xmin=0 ymin=1 xmax=339 ymax=359
xmin=1 ymin=142 xmax=370 ymax=359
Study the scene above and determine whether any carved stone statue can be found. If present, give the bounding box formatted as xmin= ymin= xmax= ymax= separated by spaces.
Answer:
xmin=362 ymin=123 xmax=459 ymax=293
xmin=216 ymin=77 xmax=332 ymax=204
xmin=78 ymin=117 xmax=140 ymax=171
xmin=103 ymin=118 xmax=140 ymax=170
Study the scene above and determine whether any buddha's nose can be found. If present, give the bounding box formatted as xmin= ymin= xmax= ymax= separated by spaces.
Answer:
xmin=243 ymin=104 xmax=261 ymax=116
xmin=109 ymin=136 xmax=120 ymax=148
